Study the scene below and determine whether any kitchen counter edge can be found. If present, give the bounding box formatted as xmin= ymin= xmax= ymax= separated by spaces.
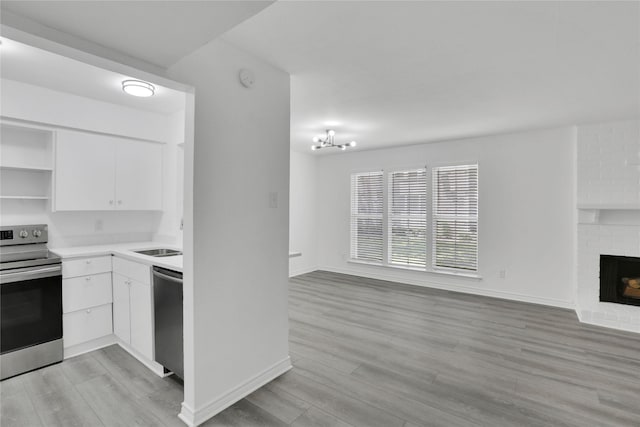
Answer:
xmin=50 ymin=242 xmax=183 ymax=273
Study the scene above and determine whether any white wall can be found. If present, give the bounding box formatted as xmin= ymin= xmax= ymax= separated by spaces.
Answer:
xmin=167 ymin=39 xmax=291 ymax=426
xmin=0 ymin=203 xmax=160 ymax=247
xmin=577 ymin=120 xmax=640 ymax=207
xmin=314 ymin=127 xmax=577 ymax=308
xmin=1 ymin=79 xmax=171 ymax=143
xmin=289 ymin=150 xmax=318 ymax=276
xmin=154 ymin=109 xmax=186 ymax=245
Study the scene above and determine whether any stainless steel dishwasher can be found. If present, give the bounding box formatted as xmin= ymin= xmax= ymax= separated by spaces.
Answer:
xmin=152 ymin=266 xmax=183 ymax=380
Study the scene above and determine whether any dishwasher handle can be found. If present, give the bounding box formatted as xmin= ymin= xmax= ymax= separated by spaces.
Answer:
xmin=152 ymin=269 xmax=183 ymax=284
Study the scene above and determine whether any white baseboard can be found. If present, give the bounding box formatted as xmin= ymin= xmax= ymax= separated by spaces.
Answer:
xmin=289 ymin=265 xmax=318 ymax=278
xmin=116 ymin=339 xmax=166 ymax=377
xmin=575 ymin=309 xmax=640 ymax=334
xmin=179 ymin=356 xmax=292 ymax=427
xmin=178 ymin=403 xmax=195 ymax=427
xmin=64 ymin=334 xmax=116 ymax=359
xmin=576 ymin=317 xmax=639 ymax=334
xmin=319 ymin=265 xmax=575 ymax=310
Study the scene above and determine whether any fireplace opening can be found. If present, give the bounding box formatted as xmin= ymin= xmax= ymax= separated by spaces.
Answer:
xmin=600 ymin=255 xmax=640 ymax=307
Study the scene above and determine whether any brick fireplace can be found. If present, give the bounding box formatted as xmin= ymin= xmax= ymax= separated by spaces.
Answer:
xmin=576 ymin=120 xmax=640 ymax=333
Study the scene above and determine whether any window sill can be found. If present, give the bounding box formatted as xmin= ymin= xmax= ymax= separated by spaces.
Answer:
xmin=347 ymin=259 xmax=482 ymax=280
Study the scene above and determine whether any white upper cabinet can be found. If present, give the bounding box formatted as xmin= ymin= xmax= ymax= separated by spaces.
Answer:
xmin=55 ymin=130 xmax=116 ymax=210
xmin=54 ymin=130 xmax=162 ymax=211
xmin=115 ymin=139 xmax=162 ymax=211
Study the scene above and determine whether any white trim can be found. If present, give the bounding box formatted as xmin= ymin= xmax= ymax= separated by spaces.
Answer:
xmin=289 ymin=265 xmax=318 ymax=278
xmin=571 ymin=126 xmax=579 ymax=323
xmin=384 ymin=164 xmax=427 ymax=174
xmin=181 ymin=356 xmax=292 ymax=427
xmin=116 ymin=339 xmax=166 ymax=377
xmin=64 ymin=334 xmax=116 ymax=359
xmin=348 ymin=258 xmax=383 ymax=267
xmin=577 ymin=204 xmax=640 ymax=210
xmin=347 ymin=259 xmax=482 ymax=279
xmin=430 ymin=266 xmax=482 ymax=279
xmin=178 ymin=402 xmax=196 ymax=427
xmin=575 ymin=311 xmax=640 ymax=334
xmin=1 ymin=116 xmax=168 ymax=145
xmin=430 ymin=159 xmax=481 ymax=169
xmin=321 ymin=265 xmax=574 ymax=309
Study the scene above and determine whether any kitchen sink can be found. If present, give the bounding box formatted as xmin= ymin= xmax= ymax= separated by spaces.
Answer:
xmin=134 ymin=248 xmax=182 ymax=257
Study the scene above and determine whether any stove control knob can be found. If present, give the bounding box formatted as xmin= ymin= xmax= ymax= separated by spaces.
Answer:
xmin=33 ymin=229 xmax=42 ymax=238
xmin=19 ymin=229 xmax=29 ymax=238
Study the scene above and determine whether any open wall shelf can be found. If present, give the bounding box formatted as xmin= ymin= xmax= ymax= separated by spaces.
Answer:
xmin=0 ymin=165 xmax=53 ymax=172
xmin=0 ymin=195 xmax=49 ymax=200
xmin=0 ymin=122 xmax=54 ymax=203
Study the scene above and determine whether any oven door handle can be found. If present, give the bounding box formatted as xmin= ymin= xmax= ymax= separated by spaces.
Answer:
xmin=0 ymin=265 xmax=62 ymax=284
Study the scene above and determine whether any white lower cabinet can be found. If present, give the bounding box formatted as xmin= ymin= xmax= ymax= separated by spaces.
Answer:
xmin=112 ymin=258 xmax=154 ymax=361
xmin=62 ymin=256 xmax=113 ymax=351
xmin=63 ymin=272 xmax=112 ymax=313
xmin=63 ymin=304 xmax=113 ymax=348
xmin=112 ymin=272 xmax=131 ymax=344
xmin=60 ymin=252 xmax=159 ymax=373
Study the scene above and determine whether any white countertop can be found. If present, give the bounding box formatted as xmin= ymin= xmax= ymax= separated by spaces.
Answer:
xmin=50 ymin=242 xmax=183 ymax=272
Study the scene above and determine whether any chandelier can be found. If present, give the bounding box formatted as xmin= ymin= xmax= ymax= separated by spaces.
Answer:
xmin=311 ymin=129 xmax=356 ymax=151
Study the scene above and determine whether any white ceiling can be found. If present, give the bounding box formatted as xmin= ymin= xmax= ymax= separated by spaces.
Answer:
xmin=1 ymin=1 xmax=638 ymax=150
xmin=1 ymin=1 xmax=274 ymax=69
xmin=221 ymin=1 xmax=640 ymax=153
xmin=0 ymin=1 xmax=274 ymax=114
xmin=1 ymin=37 xmax=186 ymax=114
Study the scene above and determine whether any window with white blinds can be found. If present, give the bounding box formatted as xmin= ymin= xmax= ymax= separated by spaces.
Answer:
xmin=432 ymin=164 xmax=479 ymax=271
xmin=388 ymin=169 xmax=427 ymax=268
xmin=350 ymin=171 xmax=384 ymax=263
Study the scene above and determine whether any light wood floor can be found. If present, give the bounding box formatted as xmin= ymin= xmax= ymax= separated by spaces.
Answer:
xmin=3 ymin=270 xmax=640 ymax=426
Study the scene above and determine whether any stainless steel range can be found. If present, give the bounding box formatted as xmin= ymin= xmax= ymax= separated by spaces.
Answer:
xmin=0 ymin=224 xmax=63 ymax=380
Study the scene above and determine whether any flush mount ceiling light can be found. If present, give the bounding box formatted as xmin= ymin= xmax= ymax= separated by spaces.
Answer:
xmin=311 ymin=129 xmax=356 ymax=151
xmin=122 ymin=79 xmax=155 ymax=97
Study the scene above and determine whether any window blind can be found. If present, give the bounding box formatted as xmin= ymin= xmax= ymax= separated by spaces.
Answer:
xmin=433 ymin=165 xmax=478 ymax=271
xmin=388 ymin=169 xmax=427 ymax=268
xmin=350 ymin=171 xmax=384 ymax=263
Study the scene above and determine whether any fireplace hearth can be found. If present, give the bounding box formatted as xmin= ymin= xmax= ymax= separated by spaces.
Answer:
xmin=600 ymin=255 xmax=640 ymax=307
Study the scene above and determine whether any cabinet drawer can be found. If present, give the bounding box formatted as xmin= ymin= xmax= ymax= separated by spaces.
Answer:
xmin=63 ymin=303 xmax=113 ymax=348
xmin=63 ymin=272 xmax=112 ymax=313
xmin=112 ymin=256 xmax=150 ymax=285
xmin=63 ymin=256 xmax=112 ymax=278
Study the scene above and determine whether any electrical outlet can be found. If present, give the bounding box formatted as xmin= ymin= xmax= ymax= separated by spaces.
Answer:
xmin=499 ymin=269 xmax=506 ymax=279
xmin=94 ymin=219 xmax=103 ymax=231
